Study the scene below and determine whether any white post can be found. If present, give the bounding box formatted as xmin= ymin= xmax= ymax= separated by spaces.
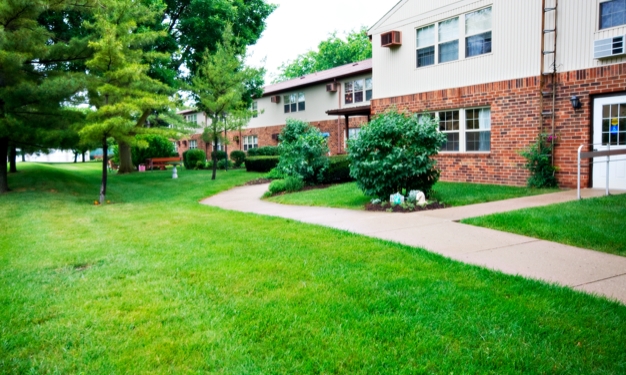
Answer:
xmin=172 ymin=165 xmax=178 ymax=179
xmin=606 ymin=143 xmax=610 ymax=196
xmin=577 ymin=145 xmax=583 ymax=200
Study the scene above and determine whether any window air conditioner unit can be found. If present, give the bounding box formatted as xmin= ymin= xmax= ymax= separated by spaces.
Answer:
xmin=381 ymin=31 xmax=402 ymax=47
xmin=270 ymin=95 xmax=280 ymax=103
xmin=594 ymin=35 xmax=626 ymax=59
xmin=326 ymin=82 xmax=338 ymax=92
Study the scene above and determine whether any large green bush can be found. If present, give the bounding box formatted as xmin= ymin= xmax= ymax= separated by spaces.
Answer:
xmin=520 ymin=134 xmax=559 ymax=188
xmin=323 ymin=155 xmax=354 ymax=183
xmin=210 ymin=150 xmax=227 ymax=161
xmin=348 ymin=109 xmax=445 ymax=199
xmin=276 ymin=119 xmax=329 ymax=184
xmin=247 ymin=146 xmax=280 ymax=157
xmin=245 ymin=156 xmax=279 ymax=172
xmin=183 ymin=149 xmax=206 ymax=170
xmin=230 ymin=150 xmax=246 ymax=167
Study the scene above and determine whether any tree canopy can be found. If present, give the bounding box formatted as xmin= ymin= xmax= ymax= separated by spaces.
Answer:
xmin=274 ymin=27 xmax=372 ymax=83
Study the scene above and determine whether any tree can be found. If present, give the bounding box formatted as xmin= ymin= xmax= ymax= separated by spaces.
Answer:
xmin=80 ymin=0 xmax=177 ymax=203
xmin=274 ymin=27 xmax=372 ymax=83
xmin=348 ymin=109 xmax=446 ymax=199
xmin=192 ymin=28 xmax=258 ymax=180
xmin=0 ymin=0 xmax=93 ymax=193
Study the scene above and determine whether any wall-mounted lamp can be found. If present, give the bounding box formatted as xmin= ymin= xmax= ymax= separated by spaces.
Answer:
xmin=570 ymin=95 xmax=582 ymax=109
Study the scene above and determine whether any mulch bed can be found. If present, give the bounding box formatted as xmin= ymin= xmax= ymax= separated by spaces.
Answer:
xmin=245 ymin=178 xmax=273 ymax=185
xmin=365 ymin=201 xmax=446 ymax=213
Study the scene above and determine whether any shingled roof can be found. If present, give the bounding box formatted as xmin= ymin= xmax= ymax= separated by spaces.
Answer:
xmin=263 ymin=59 xmax=372 ymax=96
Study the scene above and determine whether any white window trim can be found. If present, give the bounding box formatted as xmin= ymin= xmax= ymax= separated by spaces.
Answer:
xmin=598 ymin=0 xmax=626 ymax=31
xmin=415 ymin=6 xmax=492 ymax=69
xmin=251 ymin=101 xmax=258 ymax=118
xmin=344 ymin=128 xmax=361 ymax=148
xmin=344 ymin=78 xmax=373 ymax=105
xmin=243 ymin=135 xmax=258 ymax=151
xmin=283 ymin=92 xmax=305 ymax=113
xmin=189 ymin=140 xmax=197 ymax=150
xmin=423 ymin=107 xmax=491 ymax=153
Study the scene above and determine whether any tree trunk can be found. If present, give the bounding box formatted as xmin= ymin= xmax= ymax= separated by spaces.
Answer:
xmin=100 ymin=139 xmax=108 ymax=205
xmin=0 ymin=137 xmax=10 ymax=193
xmin=117 ymin=141 xmax=134 ymax=174
xmin=81 ymin=151 xmax=86 ymax=163
xmin=224 ymin=129 xmax=228 ymax=171
xmin=212 ymin=138 xmax=218 ymax=180
xmin=21 ymin=151 xmax=25 ymax=162
xmin=73 ymin=151 xmax=78 ymax=163
xmin=9 ymin=145 xmax=17 ymax=173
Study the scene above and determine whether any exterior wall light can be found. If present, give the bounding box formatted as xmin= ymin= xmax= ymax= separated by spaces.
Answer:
xmin=570 ymin=96 xmax=582 ymax=109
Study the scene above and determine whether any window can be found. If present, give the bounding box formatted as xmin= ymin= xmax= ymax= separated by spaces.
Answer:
xmin=600 ymin=0 xmax=626 ymax=29
xmin=601 ymin=103 xmax=626 ymax=145
xmin=416 ymin=7 xmax=491 ymax=68
xmin=416 ymin=24 xmax=435 ymax=67
xmin=465 ymin=7 xmax=492 ymax=57
xmin=430 ymin=108 xmax=491 ymax=152
xmin=243 ymin=135 xmax=259 ymax=151
xmin=439 ymin=17 xmax=459 ymax=63
xmin=345 ymin=78 xmax=373 ymax=104
xmin=344 ymin=128 xmax=361 ymax=147
xmin=173 ymin=142 xmax=178 ymax=152
xmin=251 ymin=101 xmax=258 ymax=118
xmin=284 ymin=93 xmax=305 ymax=113
xmin=185 ymin=114 xmax=197 ymax=123
xmin=189 ymin=140 xmax=197 ymax=149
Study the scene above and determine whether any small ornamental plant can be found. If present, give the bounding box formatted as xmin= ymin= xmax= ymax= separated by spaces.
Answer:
xmin=520 ymin=133 xmax=558 ymax=188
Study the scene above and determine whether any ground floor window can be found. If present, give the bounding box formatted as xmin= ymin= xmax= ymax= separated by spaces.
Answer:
xmin=344 ymin=128 xmax=361 ymax=148
xmin=243 ymin=135 xmax=258 ymax=151
xmin=173 ymin=141 xmax=178 ymax=152
xmin=189 ymin=140 xmax=197 ymax=149
xmin=419 ymin=108 xmax=491 ymax=152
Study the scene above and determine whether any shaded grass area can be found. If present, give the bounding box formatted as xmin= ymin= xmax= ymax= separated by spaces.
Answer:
xmin=267 ymin=181 xmax=558 ymax=209
xmin=463 ymin=194 xmax=626 ymax=256
xmin=1 ymin=163 xmax=625 ymax=374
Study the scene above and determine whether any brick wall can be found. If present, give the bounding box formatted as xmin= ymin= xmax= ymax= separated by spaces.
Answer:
xmin=371 ymin=62 xmax=626 ymax=188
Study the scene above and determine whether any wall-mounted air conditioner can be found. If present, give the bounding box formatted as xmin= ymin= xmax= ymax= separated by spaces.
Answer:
xmin=594 ymin=35 xmax=626 ymax=59
xmin=270 ymin=95 xmax=280 ymax=103
xmin=326 ymin=82 xmax=338 ymax=92
xmin=381 ymin=31 xmax=402 ymax=48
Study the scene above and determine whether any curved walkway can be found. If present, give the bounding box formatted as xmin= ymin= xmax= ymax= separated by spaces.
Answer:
xmin=201 ymin=185 xmax=626 ymax=304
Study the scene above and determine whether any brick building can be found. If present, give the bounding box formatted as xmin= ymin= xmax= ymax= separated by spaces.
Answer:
xmin=368 ymin=0 xmax=626 ymax=189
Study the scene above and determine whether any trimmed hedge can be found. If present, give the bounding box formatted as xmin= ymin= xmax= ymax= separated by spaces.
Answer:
xmin=245 ymin=156 xmax=279 ymax=172
xmin=247 ymin=146 xmax=280 ymax=157
xmin=230 ymin=150 xmax=246 ymax=167
xmin=183 ymin=149 xmax=206 ymax=170
xmin=323 ymin=155 xmax=353 ymax=183
xmin=211 ymin=150 xmax=227 ymax=161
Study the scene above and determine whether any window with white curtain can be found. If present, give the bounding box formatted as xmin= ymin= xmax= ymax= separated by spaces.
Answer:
xmin=416 ymin=7 xmax=492 ymax=68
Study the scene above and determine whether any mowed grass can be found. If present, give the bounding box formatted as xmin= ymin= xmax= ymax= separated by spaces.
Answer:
xmin=464 ymin=194 xmax=626 ymax=256
xmin=1 ymin=163 xmax=625 ymax=374
xmin=267 ymin=181 xmax=558 ymax=209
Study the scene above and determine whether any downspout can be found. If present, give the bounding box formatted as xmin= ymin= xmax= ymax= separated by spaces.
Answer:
xmin=337 ymin=79 xmax=342 ymax=154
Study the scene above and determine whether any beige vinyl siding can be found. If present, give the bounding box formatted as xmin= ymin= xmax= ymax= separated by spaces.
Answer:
xmin=246 ymin=74 xmax=373 ymax=130
xmin=371 ymin=0 xmax=626 ymax=100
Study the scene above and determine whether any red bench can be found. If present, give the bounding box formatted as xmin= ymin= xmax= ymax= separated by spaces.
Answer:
xmin=145 ymin=157 xmax=182 ymax=170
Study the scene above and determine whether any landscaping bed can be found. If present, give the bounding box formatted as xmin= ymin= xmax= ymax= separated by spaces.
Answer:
xmin=365 ymin=201 xmax=446 ymax=212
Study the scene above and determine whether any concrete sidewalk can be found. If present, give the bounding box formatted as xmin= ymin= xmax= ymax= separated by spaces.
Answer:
xmin=201 ymin=186 xmax=626 ymax=304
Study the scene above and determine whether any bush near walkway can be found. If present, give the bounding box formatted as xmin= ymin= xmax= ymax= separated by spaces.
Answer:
xmin=348 ymin=109 xmax=445 ymax=199
xmin=276 ymin=119 xmax=329 ymax=184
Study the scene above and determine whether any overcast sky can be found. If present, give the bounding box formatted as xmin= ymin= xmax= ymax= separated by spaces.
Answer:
xmin=246 ymin=0 xmax=399 ymax=82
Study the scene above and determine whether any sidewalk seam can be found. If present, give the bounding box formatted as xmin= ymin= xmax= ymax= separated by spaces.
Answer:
xmin=573 ymin=272 xmax=626 ymax=288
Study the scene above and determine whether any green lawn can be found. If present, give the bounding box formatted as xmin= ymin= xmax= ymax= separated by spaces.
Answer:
xmin=1 ymin=163 xmax=625 ymax=374
xmin=463 ymin=194 xmax=626 ymax=256
xmin=267 ymin=181 xmax=558 ymax=209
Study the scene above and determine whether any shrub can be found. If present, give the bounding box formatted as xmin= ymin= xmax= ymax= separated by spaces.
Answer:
xmin=210 ymin=150 xmax=227 ymax=161
xmin=268 ymin=176 xmax=304 ymax=195
xmin=323 ymin=155 xmax=354 ymax=183
xmin=520 ymin=134 xmax=559 ymax=188
xmin=265 ymin=168 xmax=287 ymax=180
xmin=276 ymin=119 xmax=329 ymax=184
xmin=248 ymin=146 xmax=280 ymax=157
xmin=195 ymin=160 xmax=205 ymax=170
xmin=245 ymin=156 xmax=280 ymax=172
xmin=183 ymin=149 xmax=206 ymax=170
xmin=112 ymin=134 xmax=177 ymax=167
xmin=217 ymin=159 xmax=233 ymax=170
xmin=348 ymin=109 xmax=446 ymax=199
xmin=230 ymin=150 xmax=246 ymax=167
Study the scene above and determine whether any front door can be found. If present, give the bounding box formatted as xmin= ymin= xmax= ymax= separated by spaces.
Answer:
xmin=593 ymin=96 xmax=626 ymax=190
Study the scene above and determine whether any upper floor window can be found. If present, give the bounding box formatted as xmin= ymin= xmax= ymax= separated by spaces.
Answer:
xmin=284 ymin=93 xmax=305 ymax=113
xmin=416 ymin=7 xmax=491 ymax=68
xmin=251 ymin=101 xmax=258 ymax=118
xmin=185 ymin=113 xmax=197 ymax=123
xmin=345 ymin=78 xmax=373 ymax=104
xmin=600 ymin=0 xmax=626 ymax=29
xmin=465 ymin=7 xmax=492 ymax=57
